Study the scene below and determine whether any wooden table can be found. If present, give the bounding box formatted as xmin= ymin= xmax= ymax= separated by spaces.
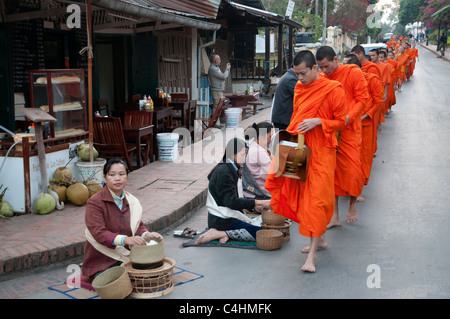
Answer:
xmin=169 ymin=99 xmax=191 ymax=130
xmin=223 ymin=92 xmax=260 ymax=119
xmin=224 ymin=92 xmax=259 ymax=107
xmin=123 ymin=124 xmax=154 ymax=168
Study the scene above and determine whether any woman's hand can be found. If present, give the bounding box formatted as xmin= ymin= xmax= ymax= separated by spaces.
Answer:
xmin=255 ymin=199 xmax=272 ymax=212
xmin=123 ymin=236 xmax=147 ymax=246
xmin=144 ymin=232 xmax=163 ymax=242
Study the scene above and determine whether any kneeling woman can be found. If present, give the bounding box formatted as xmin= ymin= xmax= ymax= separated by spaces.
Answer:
xmin=195 ymin=138 xmax=271 ymax=244
xmin=82 ymin=159 xmax=162 ymax=284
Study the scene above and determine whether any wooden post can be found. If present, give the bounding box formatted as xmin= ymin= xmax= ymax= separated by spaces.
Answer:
xmin=21 ymin=109 xmax=57 ymax=199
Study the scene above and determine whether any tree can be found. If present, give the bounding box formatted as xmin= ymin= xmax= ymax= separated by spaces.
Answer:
xmin=398 ymin=0 xmax=428 ymax=26
xmin=420 ymin=0 xmax=450 ymax=29
xmin=327 ymin=0 xmax=370 ymax=33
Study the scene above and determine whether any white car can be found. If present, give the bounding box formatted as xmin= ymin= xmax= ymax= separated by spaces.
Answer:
xmin=361 ymin=43 xmax=388 ymax=56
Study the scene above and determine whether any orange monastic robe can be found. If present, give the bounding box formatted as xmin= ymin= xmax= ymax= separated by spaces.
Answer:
xmin=361 ymin=72 xmax=383 ymax=185
xmin=405 ymin=48 xmax=418 ymax=77
xmin=322 ymin=64 xmax=368 ymax=197
xmin=374 ymin=61 xmax=391 ymax=124
xmin=384 ymin=62 xmax=395 ymax=111
xmin=265 ymin=78 xmax=347 ymax=238
xmin=361 ymin=60 xmax=383 ymax=125
xmin=396 ymin=53 xmax=410 ymax=83
xmin=385 ymin=59 xmax=400 ymax=108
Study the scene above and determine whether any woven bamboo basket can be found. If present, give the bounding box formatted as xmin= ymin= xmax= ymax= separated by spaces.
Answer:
xmin=256 ymin=229 xmax=283 ymax=250
xmin=261 ymin=209 xmax=286 ymax=226
xmin=92 ymin=266 xmax=132 ymax=299
xmin=122 ymin=257 xmax=176 ymax=299
xmin=262 ymin=220 xmax=292 ymax=241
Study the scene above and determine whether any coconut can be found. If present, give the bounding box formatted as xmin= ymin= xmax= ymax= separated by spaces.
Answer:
xmin=77 ymin=143 xmax=99 ymax=161
xmin=33 ymin=193 xmax=56 ymax=215
xmin=0 ymin=185 xmax=13 ymax=218
xmin=53 ymin=166 xmax=72 ymax=181
xmin=85 ymin=180 xmax=103 ymax=198
xmin=50 ymin=184 xmax=67 ymax=202
xmin=0 ymin=201 xmax=13 ymax=219
xmin=53 ymin=157 xmax=74 ymax=182
xmin=66 ymin=182 xmax=89 ymax=206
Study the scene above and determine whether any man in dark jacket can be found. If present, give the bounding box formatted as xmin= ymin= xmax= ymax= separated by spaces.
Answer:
xmin=270 ymin=53 xmax=303 ymax=130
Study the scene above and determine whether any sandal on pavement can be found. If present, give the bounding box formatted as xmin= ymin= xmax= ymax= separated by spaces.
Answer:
xmin=174 ymin=227 xmax=197 ymax=238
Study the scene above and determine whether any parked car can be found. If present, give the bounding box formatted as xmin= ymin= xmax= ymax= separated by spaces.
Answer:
xmin=382 ymin=32 xmax=394 ymax=43
xmin=361 ymin=43 xmax=388 ymax=56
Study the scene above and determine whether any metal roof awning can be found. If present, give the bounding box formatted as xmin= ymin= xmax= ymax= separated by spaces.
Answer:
xmin=131 ymin=0 xmax=221 ymax=19
xmin=2 ymin=0 xmax=221 ymax=33
xmin=227 ymin=1 xmax=304 ymax=29
xmin=92 ymin=0 xmax=221 ymax=31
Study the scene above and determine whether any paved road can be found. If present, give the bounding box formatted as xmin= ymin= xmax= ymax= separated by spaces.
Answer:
xmin=1 ymin=45 xmax=450 ymax=303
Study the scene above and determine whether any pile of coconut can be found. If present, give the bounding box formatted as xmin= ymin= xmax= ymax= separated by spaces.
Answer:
xmin=33 ymin=143 xmax=103 ymax=215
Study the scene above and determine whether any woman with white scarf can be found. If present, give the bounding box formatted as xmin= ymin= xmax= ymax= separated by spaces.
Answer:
xmin=195 ymin=138 xmax=271 ymax=244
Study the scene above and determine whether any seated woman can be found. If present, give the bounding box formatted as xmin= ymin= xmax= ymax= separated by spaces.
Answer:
xmin=195 ymin=138 xmax=272 ymax=245
xmin=242 ymin=122 xmax=273 ymax=199
xmin=81 ymin=158 xmax=162 ymax=286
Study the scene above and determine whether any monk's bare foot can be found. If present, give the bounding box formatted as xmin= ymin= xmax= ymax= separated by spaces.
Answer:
xmin=301 ymin=257 xmax=316 ymax=273
xmin=356 ymin=196 xmax=365 ymax=202
xmin=301 ymin=236 xmax=328 ymax=253
xmin=346 ymin=197 xmax=358 ymax=223
xmin=327 ymin=217 xmax=341 ymax=229
xmin=194 ymin=228 xmax=228 ymax=245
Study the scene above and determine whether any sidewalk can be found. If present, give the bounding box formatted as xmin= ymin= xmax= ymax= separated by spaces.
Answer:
xmin=418 ymin=41 xmax=449 ymax=62
xmin=0 ymin=98 xmax=273 ymax=280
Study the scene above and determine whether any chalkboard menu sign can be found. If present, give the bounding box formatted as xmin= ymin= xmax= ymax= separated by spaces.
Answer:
xmin=11 ymin=18 xmax=45 ymax=92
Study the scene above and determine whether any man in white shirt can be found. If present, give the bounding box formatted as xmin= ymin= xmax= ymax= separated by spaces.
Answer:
xmin=208 ymin=54 xmax=231 ymax=125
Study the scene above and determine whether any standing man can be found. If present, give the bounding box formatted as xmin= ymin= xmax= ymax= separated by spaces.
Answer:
xmin=315 ymin=46 xmax=368 ymax=226
xmin=208 ymin=53 xmax=231 ymax=126
xmin=265 ymin=50 xmax=347 ymax=273
xmin=270 ymin=60 xmax=303 ymax=130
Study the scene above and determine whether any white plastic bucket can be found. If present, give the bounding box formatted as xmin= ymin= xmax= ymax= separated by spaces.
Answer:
xmin=157 ymin=133 xmax=179 ymax=161
xmin=76 ymin=158 xmax=106 ymax=185
xmin=225 ymin=108 xmax=242 ymax=128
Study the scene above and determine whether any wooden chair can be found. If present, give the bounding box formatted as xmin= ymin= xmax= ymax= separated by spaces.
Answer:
xmin=195 ymin=96 xmax=226 ymax=138
xmin=170 ymin=93 xmax=188 ymax=101
xmin=97 ymin=99 xmax=111 ymax=117
xmin=124 ymin=110 xmax=153 ymax=128
xmin=132 ymin=94 xmax=141 ymax=103
xmin=93 ymin=117 xmax=136 ymax=171
xmin=123 ymin=111 xmax=154 ymax=164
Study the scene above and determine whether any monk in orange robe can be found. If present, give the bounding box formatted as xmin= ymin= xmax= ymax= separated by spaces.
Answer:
xmin=378 ymin=50 xmax=396 ymax=114
xmin=396 ymin=46 xmax=410 ymax=90
xmin=368 ymin=48 xmax=391 ymax=127
xmin=316 ymin=46 xmax=368 ymax=227
xmin=351 ymin=45 xmax=383 ymax=130
xmin=405 ymin=42 xmax=418 ymax=78
xmin=344 ymin=55 xmax=383 ymax=189
xmin=386 ymin=50 xmax=401 ymax=92
xmin=265 ymin=50 xmax=347 ymax=273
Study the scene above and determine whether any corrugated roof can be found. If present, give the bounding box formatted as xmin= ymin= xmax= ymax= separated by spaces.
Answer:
xmin=131 ymin=0 xmax=221 ymax=19
xmin=92 ymin=0 xmax=221 ymax=30
xmin=228 ymin=1 xmax=304 ymax=29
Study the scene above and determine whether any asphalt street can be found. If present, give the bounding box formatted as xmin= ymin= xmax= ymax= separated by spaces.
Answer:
xmin=1 ymin=44 xmax=449 ymax=303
